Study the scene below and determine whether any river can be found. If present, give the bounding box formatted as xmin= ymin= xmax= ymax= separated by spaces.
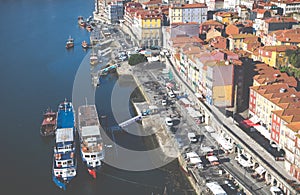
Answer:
xmin=0 ymin=0 xmax=194 ymax=194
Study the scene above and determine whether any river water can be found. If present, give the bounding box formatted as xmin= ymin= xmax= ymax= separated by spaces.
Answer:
xmin=0 ymin=0 xmax=194 ymax=194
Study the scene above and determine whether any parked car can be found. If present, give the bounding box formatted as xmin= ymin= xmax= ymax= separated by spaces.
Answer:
xmin=161 ymin=99 xmax=167 ymax=106
xmin=165 ymin=117 xmax=173 ymax=126
xmin=187 ymin=132 xmax=197 ymax=143
xmin=168 ymin=91 xmax=176 ymax=98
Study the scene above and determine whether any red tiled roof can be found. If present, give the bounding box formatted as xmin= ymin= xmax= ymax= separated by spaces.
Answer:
xmin=259 ymin=45 xmax=298 ymax=52
xmin=143 ymin=0 xmax=162 ymax=5
xmin=171 ymin=3 xmax=207 ymax=9
xmin=264 ymin=17 xmax=298 ymax=23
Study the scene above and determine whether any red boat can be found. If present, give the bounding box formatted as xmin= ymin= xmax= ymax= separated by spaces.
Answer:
xmin=65 ymin=36 xmax=74 ymax=49
xmin=40 ymin=108 xmax=57 ymax=136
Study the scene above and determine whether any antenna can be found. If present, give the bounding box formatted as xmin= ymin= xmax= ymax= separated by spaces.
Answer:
xmin=85 ymin=97 xmax=88 ymax=106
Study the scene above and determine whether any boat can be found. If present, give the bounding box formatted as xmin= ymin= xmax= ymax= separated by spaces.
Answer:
xmin=78 ymin=104 xmax=104 ymax=179
xmin=40 ymin=108 xmax=57 ymax=136
xmin=52 ymin=100 xmax=76 ymax=190
xmin=65 ymin=36 xmax=74 ymax=49
xmin=90 ymin=52 xmax=98 ymax=65
xmin=86 ymin=25 xmax=93 ymax=32
xmin=78 ymin=16 xmax=86 ymax=27
xmin=81 ymin=40 xmax=89 ymax=49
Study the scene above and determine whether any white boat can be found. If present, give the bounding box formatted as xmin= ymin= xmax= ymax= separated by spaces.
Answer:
xmin=78 ymin=104 xmax=104 ymax=179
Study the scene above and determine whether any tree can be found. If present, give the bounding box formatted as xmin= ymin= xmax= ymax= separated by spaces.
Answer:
xmin=128 ymin=54 xmax=147 ymax=66
xmin=286 ymin=49 xmax=300 ymax=68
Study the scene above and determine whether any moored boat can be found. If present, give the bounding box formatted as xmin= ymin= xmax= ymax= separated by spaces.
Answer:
xmin=52 ymin=100 xmax=76 ymax=190
xmin=78 ymin=16 xmax=86 ymax=27
xmin=90 ymin=53 xmax=98 ymax=65
xmin=40 ymin=108 xmax=57 ymax=136
xmin=86 ymin=25 xmax=93 ymax=32
xmin=66 ymin=36 xmax=74 ymax=49
xmin=81 ymin=40 xmax=89 ymax=49
xmin=78 ymin=104 xmax=104 ymax=179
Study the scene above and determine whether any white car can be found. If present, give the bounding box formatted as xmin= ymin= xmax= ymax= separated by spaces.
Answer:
xmin=162 ymin=99 xmax=167 ymax=106
xmin=168 ymin=91 xmax=176 ymax=98
xmin=187 ymin=132 xmax=197 ymax=143
xmin=165 ymin=117 xmax=173 ymax=126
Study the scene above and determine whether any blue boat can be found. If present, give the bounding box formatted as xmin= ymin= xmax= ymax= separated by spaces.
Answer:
xmin=52 ymin=100 xmax=76 ymax=190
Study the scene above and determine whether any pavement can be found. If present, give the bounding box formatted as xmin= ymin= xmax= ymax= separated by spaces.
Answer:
xmin=103 ymin=25 xmax=275 ymax=194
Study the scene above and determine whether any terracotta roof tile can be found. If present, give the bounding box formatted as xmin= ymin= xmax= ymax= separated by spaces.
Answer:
xmin=264 ymin=17 xmax=298 ymax=23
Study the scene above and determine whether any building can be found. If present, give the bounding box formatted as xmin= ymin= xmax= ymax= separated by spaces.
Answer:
xmin=199 ymin=19 xmax=224 ymax=34
xmin=205 ymin=60 xmax=234 ymax=107
xmin=169 ymin=3 xmax=208 ymax=24
xmin=132 ymin=9 xmax=162 ymax=48
xmin=253 ymin=45 xmax=298 ymax=68
xmin=228 ymin=34 xmax=258 ymax=51
xmin=107 ymin=0 xmax=124 ymax=23
xmin=262 ymin=17 xmax=298 ymax=35
xmin=213 ymin=11 xmax=239 ymax=25
xmin=270 ymin=0 xmax=300 ymax=15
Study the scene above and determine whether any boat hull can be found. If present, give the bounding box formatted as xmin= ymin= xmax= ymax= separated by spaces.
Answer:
xmin=40 ymin=110 xmax=57 ymax=136
xmin=52 ymin=174 xmax=67 ymax=190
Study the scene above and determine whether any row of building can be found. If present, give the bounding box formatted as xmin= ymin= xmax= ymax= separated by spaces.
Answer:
xmin=94 ymin=0 xmax=300 ymax=187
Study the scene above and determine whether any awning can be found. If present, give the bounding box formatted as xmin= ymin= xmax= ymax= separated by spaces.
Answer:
xmin=249 ymin=115 xmax=260 ymax=124
xmin=189 ymin=157 xmax=202 ymax=164
xmin=186 ymin=151 xmax=199 ymax=158
xmin=200 ymin=146 xmax=213 ymax=153
xmin=206 ymin=182 xmax=226 ymax=195
xmin=242 ymin=119 xmax=259 ymax=127
xmin=255 ymin=166 xmax=266 ymax=175
xmin=207 ymin=155 xmax=218 ymax=162
xmin=210 ymin=133 xmax=233 ymax=151
xmin=254 ymin=125 xmax=270 ymax=140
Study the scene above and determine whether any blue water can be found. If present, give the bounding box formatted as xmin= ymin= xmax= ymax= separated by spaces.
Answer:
xmin=0 ymin=0 xmax=194 ymax=194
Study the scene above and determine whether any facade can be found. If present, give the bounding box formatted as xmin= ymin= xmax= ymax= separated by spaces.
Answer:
xmin=252 ymin=45 xmax=297 ymax=68
xmin=271 ymin=0 xmax=300 ymax=15
xmin=262 ymin=17 xmax=298 ymax=35
xmin=107 ymin=0 xmax=124 ymax=23
xmin=169 ymin=3 xmax=208 ymax=24
xmin=228 ymin=34 xmax=258 ymax=51
xmin=132 ymin=10 xmax=162 ymax=48
xmin=205 ymin=60 xmax=234 ymax=107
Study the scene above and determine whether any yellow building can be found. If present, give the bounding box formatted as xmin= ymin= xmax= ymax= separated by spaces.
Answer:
xmin=256 ymin=45 xmax=297 ymax=68
xmin=228 ymin=34 xmax=257 ymax=51
xmin=133 ymin=10 xmax=162 ymax=47
xmin=169 ymin=4 xmax=183 ymax=24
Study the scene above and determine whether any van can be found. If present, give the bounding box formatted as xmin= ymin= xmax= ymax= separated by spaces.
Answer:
xmin=188 ymin=132 xmax=197 ymax=143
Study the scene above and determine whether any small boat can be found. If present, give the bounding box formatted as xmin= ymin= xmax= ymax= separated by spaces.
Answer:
xmin=86 ymin=25 xmax=93 ymax=32
xmin=78 ymin=16 xmax=86 ymax=27
xmin=90 ymin=52 xmax=98 ymax=65
xmin=78 ymin=104 xmax=104 ymax=179
xmin=52 ymin=99 xmax=77 ymax=190
xmin=81 ymin=40 xmax=89 ymax=49
xmin=40 ymin=108 xmax=57 ymax=136
xmin=66 ymin=36 xmax=74 ymax=49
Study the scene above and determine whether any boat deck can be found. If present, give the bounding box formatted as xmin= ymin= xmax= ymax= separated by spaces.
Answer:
xmin=78 ymin=105 xmax=100 ymax=127
xmin=57 ymin=109 xmax=74 ymax=129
